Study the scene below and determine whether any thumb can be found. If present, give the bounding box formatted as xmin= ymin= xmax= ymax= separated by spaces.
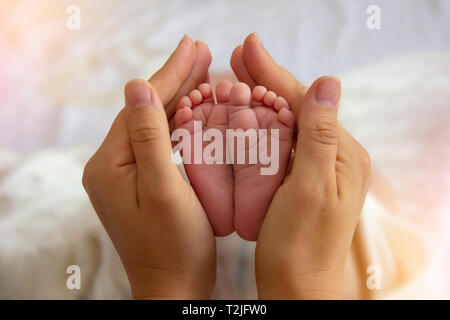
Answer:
xmin=124 ymin=79 xmax=179 ymax=202
xmin=292 ymin=76 xmax=341 ymax=194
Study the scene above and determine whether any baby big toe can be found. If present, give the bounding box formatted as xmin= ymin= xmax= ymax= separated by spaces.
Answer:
xmin=229 ymin=82 xmax=251 ymax=106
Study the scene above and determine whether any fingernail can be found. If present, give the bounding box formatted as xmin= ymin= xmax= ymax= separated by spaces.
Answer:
xmin=314 ymin=77 xmax=340 ymax=107
xmin=179 ymin=34 xmax=189 ymax=47
xmin=125 ymin=80 xmax=151 ymax=108
xmin=253 ymin=32 xmax=262 ymax=45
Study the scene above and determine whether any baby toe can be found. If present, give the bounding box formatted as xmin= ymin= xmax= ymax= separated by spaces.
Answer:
xmin=252 ymin=85 xmax=267 ymax=103
xmin=277 ymin=108 xmax=295 ymax=129
xmin=229 ymin=82 xmax=251 ymax=106
xmin=274 ymin=96 xmax=289 ymax=111
xmin=174 ymin=106 xmax=193 ymax=128
xmin=189 ymin=89 xmax=203 ymax=106
xmin=263 ymin=91 xmax=277 ymax=107
xmin=198 ymin=83 xmax=213 ymax=102
xmin=215 ymin=80 xmax=233 ymax=103
xmin=177 ymin=95 xmax=192 ymax=110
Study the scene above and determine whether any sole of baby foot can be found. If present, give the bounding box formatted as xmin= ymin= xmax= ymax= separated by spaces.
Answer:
xmin=228 ymin=83 xmax=295 ymax=241
xmin=174 ymin=81 xmax=235 ymax=237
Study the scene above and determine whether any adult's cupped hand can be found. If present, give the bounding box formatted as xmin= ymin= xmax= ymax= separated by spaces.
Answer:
xmin=230 ymin=33 xmax=371 ymax=299
xmin=83 ymin=36 xmax=218 ymax=299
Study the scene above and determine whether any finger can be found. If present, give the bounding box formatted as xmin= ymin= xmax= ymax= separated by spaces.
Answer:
xmin=124 ymin=79 xmax=180 ymax=204
xmin=166 ymin=40 xmax=212 ymax=123
xmin=100 ymin=36 xmax=196 ymax=167
xmin=167 ymin=41 xmax=212 ymax=133
xmin=241 ymin=33 xmax=308 ymax=118
xmin=149 ymin=35 xmax=197 ymax=115
xmin=230 ymin=45 xmax=257 ymax=88
xmin=291 ymin=76 xmax=341 ymax=195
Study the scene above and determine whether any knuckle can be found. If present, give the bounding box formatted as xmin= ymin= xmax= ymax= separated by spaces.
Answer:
xmin=82 ymin=155 xmax=113 ymax=194
xmin=298 ymin=176 xmax=336 ymax=208
xmin=357 ymin=145 xmax=371 ymax=173
xmin=299 ymin=186 xmax=325 ymax=206
xmin=82 ymin=159 xmax=95 ymax=192
xmin=129 ymin=125 xmax=161 ymax=144
xmin=307 ymin=116 xmax=338 ymax=146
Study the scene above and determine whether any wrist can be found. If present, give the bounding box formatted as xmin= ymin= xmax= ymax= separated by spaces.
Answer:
xmin=257 ymin=271 xmax=342 ymax=300
xmin=256 ymin=261 xmax=344 ymax=300
xmin=131 ymin=281 xmax=213 ymax=300
xmin=130 ymin=274 xmax=214 ymax=300
xmin=125 ymin=263 xmax=215 ymax=300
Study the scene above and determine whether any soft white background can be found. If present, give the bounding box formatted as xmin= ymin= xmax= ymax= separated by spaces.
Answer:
xmin=0 ymin=0 xmax=449 ymax=298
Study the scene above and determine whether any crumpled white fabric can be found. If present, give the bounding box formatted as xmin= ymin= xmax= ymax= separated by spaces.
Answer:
xmin=0 ymin=147 xmax=130 ymax=299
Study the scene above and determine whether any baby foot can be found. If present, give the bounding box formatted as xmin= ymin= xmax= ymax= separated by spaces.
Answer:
xmin=174 ymin=81 xmax=234 ymax=236
xmin=174 ymin=81 xmax=294 ymax=241
xmin=228 ymin=83 xmax=295 ymax=241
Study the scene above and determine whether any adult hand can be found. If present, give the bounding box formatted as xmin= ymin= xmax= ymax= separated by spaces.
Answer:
xmin=82 ymin=36 xmax=216 ymax=299
xmin=231 ymin=34 xmax=371 ymax=299
xmin=152 ymin=36 xmax=212 ymax=130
